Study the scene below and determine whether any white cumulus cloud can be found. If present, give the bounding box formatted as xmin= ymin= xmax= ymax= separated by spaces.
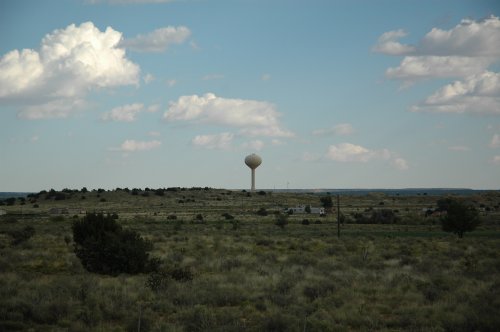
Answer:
xmin=313 ymin=123 xmax=354 ymax=136
xmin=372 ymin=29 xmax=415 ymax=55
xmin=325 ymin=143 xmax=408 ymax=170
xmin=101 ymin=103 xmax=144 ymax=122
xmin=17 ymin=99 xmax=87 ymax=120
xmin=191 ymin=132 xmax=234 ymax=150
xmin=411 ymin=71 xmax=500 ymax=114
xmin=326 ymin=143 xmax=378 ymax=162
xmin=0 ymin=49 xmax=44 ymax=97
xmin=386 ymin=56 xmax=492 ymax=80
xmin=376 ymin=16 xmax=500 ymax=81
xmin=117 ymin=139 xmax=161 ymax=152
xmin=0 ymin=22 xmax=140 ymax=119
xmin=375 ymin=17 xmax=500 ymax=58
xmin=120 ymin=26 xmax=191 ymax=52
xmin=418 ymin=16 xmax=500 ymax=57
xmin=376 ymin=16 xmax=500 ymax=116
xmin=164 ymin=93 xmax=294 ymax=138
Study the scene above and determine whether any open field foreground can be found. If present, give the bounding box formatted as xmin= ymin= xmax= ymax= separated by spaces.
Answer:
xmin=1 ymin=188 xmax=500 ymax=331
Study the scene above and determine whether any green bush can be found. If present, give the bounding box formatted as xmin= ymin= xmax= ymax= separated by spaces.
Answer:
xmin=440 ymin=198 xmax=480 ymax=238
xmin=72 ymin=213 xmax=156 ymax=275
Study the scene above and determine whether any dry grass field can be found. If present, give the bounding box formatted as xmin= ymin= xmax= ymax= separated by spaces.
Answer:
xmin=1 ymin=188 xmax=499 ymax=331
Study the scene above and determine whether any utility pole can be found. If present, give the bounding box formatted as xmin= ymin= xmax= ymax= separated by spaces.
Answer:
xmin=337 ymin=194 xmax=340 ymax=238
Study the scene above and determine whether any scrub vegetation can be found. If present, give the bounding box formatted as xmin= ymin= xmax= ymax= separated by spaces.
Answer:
xmin=1 ymin=188 xmax=500 ymax=331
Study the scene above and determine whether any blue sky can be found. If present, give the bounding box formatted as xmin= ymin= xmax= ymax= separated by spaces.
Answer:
xmin=1 ymin=0 xmax=499 ymax=191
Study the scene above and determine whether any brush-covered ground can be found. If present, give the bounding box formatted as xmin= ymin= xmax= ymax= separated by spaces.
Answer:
xmin=1 ymin=188 xmax=500 ymax=331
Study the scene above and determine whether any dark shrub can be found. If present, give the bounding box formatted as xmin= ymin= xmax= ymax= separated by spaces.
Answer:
xmin=302 ymin=219 xmax=310 ymax=225
xmin=275 ymin=213 xmax=288 ymax=229
xmin=320 ymin=196 xmax=333 ymax=210
xmin=370 ymin=209 xmax=400 ymax=224
xmin=256 ymin=238 xmax=273 ymax=246
xmin=146 ymin=270 xmax=170 ymax=293
xmin=10 ymin=226 xmax=35 ymax=246
xmin=230 ymin=219 xmax=239 ymax=230
xmin=170 ymin=266 xmax=194 ymax=282
xmin=154 ymin=189 xmax=165 ymax=196
xmin=222 ymin=212 xmax=234 ymax=220
xmin=261 ymin=313 xmax=293 ymax=332
xmin=54 ymin=192 xmax=66 ymax=201
xmin=353 ymin=209 xmax=399 ymax=224
xmin=4 ymin=197 xmax=16 ymax=206
xmin=303 ymin=279 xmax=336 ymax=301
xmin=1 ymin=215 xmax=17 ymax=223
xmin=72 ymin=213 xmax=155 ymax=275
xmin=257 ymin=208 xmax=268 ymax=216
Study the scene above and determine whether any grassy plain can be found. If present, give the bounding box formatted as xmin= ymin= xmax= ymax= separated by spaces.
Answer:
xmin=1 ymin=188 xmax=500 ymax=331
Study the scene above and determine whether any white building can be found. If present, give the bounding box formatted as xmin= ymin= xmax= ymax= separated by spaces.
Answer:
xmin=285 ymin=205 xmax=325 ymax=215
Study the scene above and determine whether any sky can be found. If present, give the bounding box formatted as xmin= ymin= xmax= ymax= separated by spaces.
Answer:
xmin=1 ymin=0 xmax=500 ymax=192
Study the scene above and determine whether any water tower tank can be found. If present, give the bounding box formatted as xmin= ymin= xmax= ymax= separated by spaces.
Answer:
xmin=245 ymin=154 xmax=262 ymax=191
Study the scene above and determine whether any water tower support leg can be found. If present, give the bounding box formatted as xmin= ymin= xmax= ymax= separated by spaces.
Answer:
xmin=251 ymin=169 xmax=256 ymax=191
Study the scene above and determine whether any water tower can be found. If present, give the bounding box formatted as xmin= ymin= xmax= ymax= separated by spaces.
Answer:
xmin=245 ymin=153 xmax=262 ymax=191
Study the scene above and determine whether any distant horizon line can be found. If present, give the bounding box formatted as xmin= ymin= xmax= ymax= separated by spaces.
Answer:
xmin=1 ymin=187 xmax=499 ymax=194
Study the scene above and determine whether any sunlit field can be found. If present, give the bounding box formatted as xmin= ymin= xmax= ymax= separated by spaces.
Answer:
xmin=1 ymin=188 xmax=499 ymax=331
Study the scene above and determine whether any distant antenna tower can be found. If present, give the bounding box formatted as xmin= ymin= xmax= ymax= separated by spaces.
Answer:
xmin=245 ymin=153 xmax=262 ymax=191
